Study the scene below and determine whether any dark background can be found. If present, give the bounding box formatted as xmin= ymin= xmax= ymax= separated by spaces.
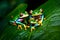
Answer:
xmin=26 ymin=0 xmax=47 ymax=12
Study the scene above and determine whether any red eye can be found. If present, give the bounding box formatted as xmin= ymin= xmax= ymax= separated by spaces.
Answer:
xmin=20 ymin=13 xmax=23 ymax=16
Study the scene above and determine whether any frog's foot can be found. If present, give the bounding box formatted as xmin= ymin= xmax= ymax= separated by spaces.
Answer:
xmin=24 ymin=25 xmax=27 ymax=30
xmin=40 ymin=23 xmax=43 ymax=26
xmin=25 ymin=28 xmax=27 ymax=30
xmin=38 ymin=23 xmax=43 ymax=26
xmin=38 ymin=21 xmax=43 ymax=26
xmin=17 ymin=25 xmax=22 ymax=30
xmin=31 ymin=27 xmax=35 ymax=32
xmin=26 ymin=25 xmax=30 ymax=28
xmin=24 ymin=27 xmax=27 ymax=30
